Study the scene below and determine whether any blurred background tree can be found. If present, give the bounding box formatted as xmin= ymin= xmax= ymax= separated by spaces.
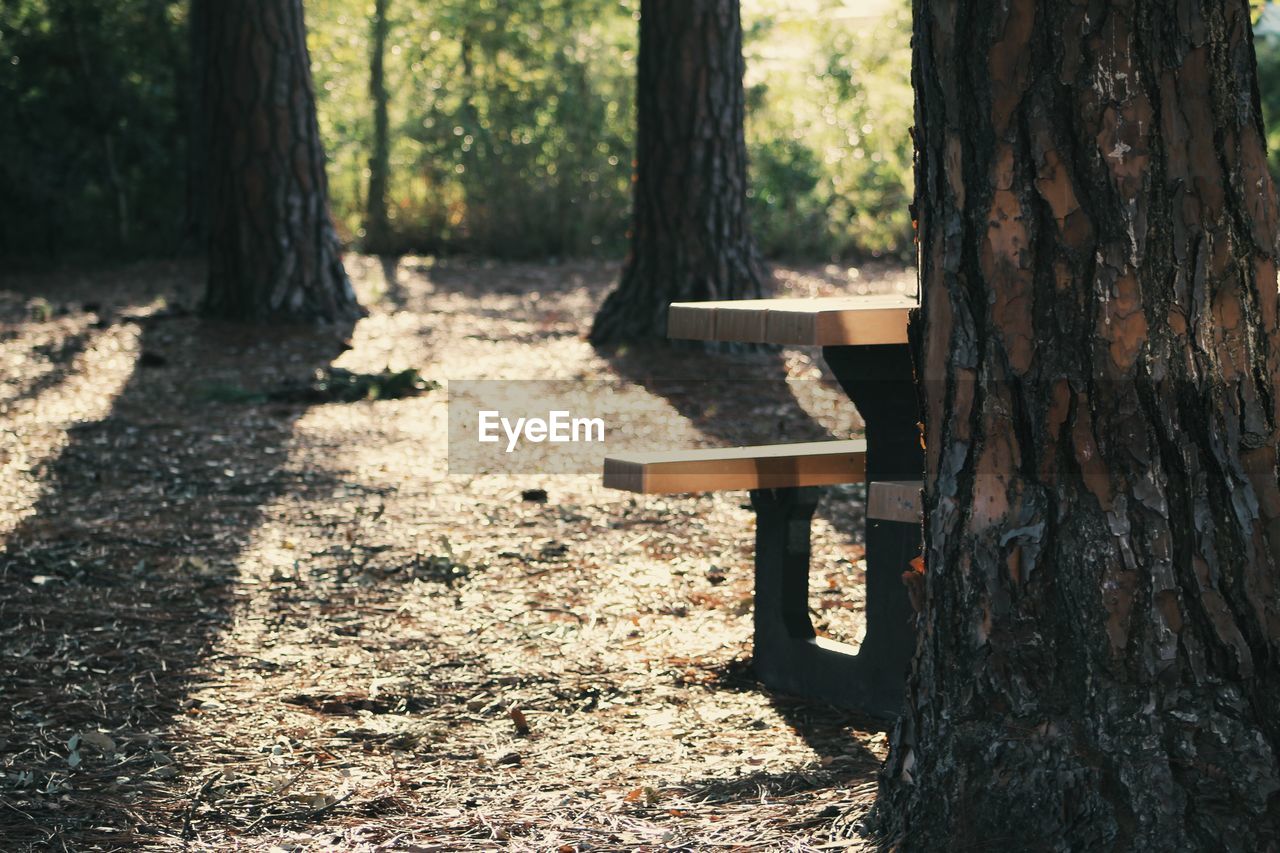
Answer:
xmin=199 ymin=0 xmax=359 ymax=323
xmin=590 ymin=0 xmax=764 ymax=345
xmin=0 ymin=0 xmax=190 ymax=260
xmin=362 ymin=0 xmax=393 ymax=254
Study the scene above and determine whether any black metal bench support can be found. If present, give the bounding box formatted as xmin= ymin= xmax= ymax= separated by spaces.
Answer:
xmin=746 ymin=343 xmax=922 ymax=719
xmin=749 ymin=487 xmax=912 ymax=718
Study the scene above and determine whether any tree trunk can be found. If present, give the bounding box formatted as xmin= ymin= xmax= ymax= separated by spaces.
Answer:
xmin=875 ymin=0 xmax=1280 ymax=848
xmin=60 ymin=2 xmax=130 ymax=246
xmin=364 ymin=0 xmax=392 ymax=254
xmin=201 ymin=0 xmax=360 ymax=323
xmin=182 ymin=0 xmax=208 ymax=254
xmin=589 ymin=0 xmax=765 ymax=346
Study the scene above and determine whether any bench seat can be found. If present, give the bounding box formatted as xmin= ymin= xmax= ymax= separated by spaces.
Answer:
xmin=603 ymin=441 xmax=919 ymax=718
xmin=603 ymin=439 xmax=866 ymax=494
xmin=604 ymin=444 xmax=923 ymax=525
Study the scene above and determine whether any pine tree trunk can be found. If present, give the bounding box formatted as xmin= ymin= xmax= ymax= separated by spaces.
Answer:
xmin=201 ymin=0 xmax=360 ymax=323
xmin=875 ymin=0 xmax=1280 ymax=848
xmin=589 ymin=0 xmax=764 ymax=346
xmin=364 ymin=0 xmax=392 ymax=254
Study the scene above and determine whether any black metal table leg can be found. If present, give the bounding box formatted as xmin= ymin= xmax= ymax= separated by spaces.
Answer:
xmin=750 ymin=486 xmax=911 ymax=718
xmin=824 ymin=343 xmax=922 ymax=711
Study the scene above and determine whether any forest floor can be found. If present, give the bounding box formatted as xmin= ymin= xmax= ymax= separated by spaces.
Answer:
xmin=0 ymin=256 xmax=915 ymax=852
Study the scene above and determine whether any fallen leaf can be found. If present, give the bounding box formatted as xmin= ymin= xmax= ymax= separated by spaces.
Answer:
xmin=624 ymin=786 xmax=660 ymax=805
xmin=509 ymin=706 xmax=530 ymax=736
xmin=78 ymin=731 xmax=116 ymax=753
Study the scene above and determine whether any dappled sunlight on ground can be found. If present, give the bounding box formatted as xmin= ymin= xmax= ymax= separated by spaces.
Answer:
xmin=0 ymin=295 xmax=144 ymax=539
xmin=0 ymin=256 xmax=908 ymax=850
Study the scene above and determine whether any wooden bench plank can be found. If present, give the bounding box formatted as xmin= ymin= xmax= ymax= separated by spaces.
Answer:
xmin=867 ymin=480 xmax=922 ymax=523
xmin=604 ymin=439 xmax=867 ymax=494
xmin=666 ymin=295 xmax=915 ymax=346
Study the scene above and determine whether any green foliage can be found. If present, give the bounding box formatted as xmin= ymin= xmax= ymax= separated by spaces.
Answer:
xmin=1257 ymin=33 xmax=1280 ymax=179
xmin=192 ymin=382 xmax=268 ymax=405
xmin=269 ymin=366 xmax=438 ymax=404
xmin=14 ymin=0 xmax=1280 ymax=264
xmin=0 ymin=0 xmax=917 ymax=262
xmin=743 ymin=2 xmax=913 ymax=260
xmin=26 ymin=296 xmax=53 ymax=321
xmin=306 ymin=0 xmax=914 ymax=260
xmin=196 ymin=367 xmax=437 ymax=405
xmin=308 ymin=0 xmax=636 ymax=258
xmin=0 ymin=0 xmax=190 ymax=261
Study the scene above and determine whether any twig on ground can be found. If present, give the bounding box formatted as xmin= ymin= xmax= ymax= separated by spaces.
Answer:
xmin=181 ymin=771 xmax=222 ymax=842
xmin=242 ymin=789 xmax=356 ymax=831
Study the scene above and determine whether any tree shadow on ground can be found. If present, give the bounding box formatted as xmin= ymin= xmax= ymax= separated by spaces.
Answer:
xmin=675 ymin=759 xmax=879 ymax=804
xmin=0 ymin=277 xmax=354 ymax=848
xmin=654 ymin=760 xmax=882 ymax=850
xmin=693 ymin=656 xmax=891 ymax=763
xmin=5 ymin=328 xmax=92 ymax=408
xmin=603 ymin=342 xmax=831 ymax=440
xmin=377 ymin=255 xmax=407 ymax=307
xmin=766 ymin=695 xmax=891 ymax=763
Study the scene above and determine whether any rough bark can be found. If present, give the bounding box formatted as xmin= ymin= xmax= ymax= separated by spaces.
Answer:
xmin=875 ymin=0 xmax=1280 ymax=849
xmin=201 ymin=0 xmax=360 ymax=323
xmin=589 ymin=0 xmax=765 ymax=346
xmin=363 ymin=0 xmax=392 ymax=254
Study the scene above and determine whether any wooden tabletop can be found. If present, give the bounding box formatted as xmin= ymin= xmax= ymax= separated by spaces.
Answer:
xmin=667 ymin=294 xmax=915 ymax=346
xmin=604 ymin=439 xmax=866 ymax=494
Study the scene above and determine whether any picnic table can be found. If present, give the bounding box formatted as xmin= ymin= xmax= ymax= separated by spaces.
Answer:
xmin=605 ymin=295 xmax=922 ymax=717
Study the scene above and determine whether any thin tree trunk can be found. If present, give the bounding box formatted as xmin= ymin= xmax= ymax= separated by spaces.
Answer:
xmin=182 ymin=0 xmax=208 ymax=253
xmin=457 ymin=29 xmax=486 ymax=242
xmin=364 ymin=0 xmax=392 ymax=254
xmin=589 ymin=0 xmax=764 ymax=346
xmin=62 ymin=4 xmax=130 ymax=246
xmin=201 ymin=0 xmax=360 ymax=323
xmin=874 ymin=0 xmax=1280 ymax=848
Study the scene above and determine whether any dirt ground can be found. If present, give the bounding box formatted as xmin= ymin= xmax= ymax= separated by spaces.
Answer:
xmin=0 ymin=256 xmax=915 ymax=851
